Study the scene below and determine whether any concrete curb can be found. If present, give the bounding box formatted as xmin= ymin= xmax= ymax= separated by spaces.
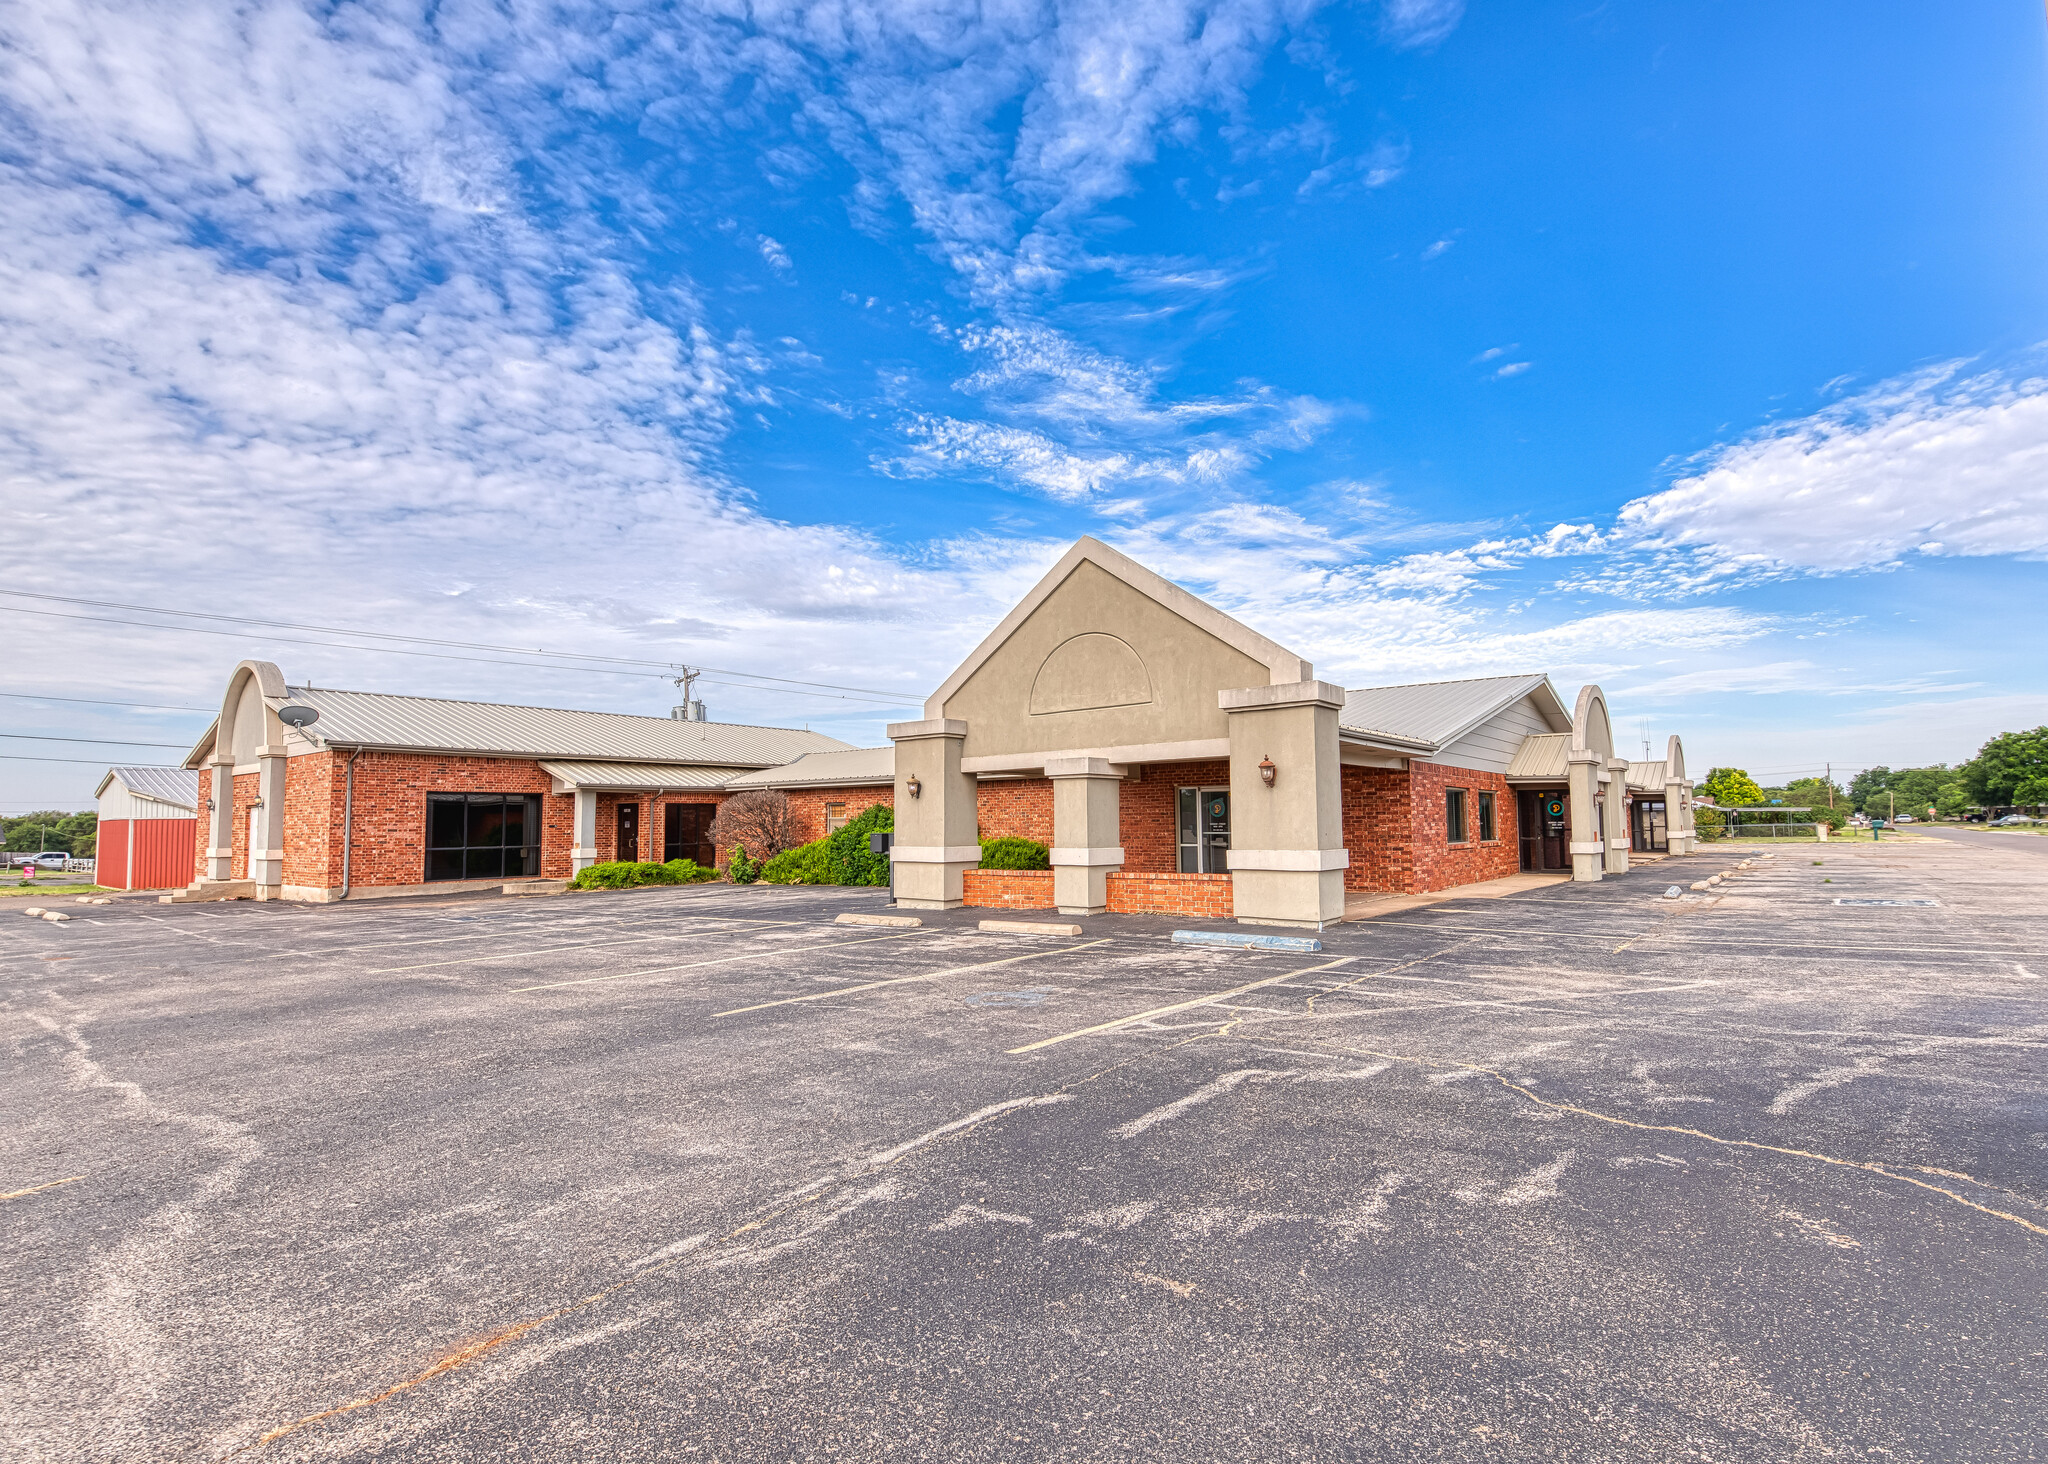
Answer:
xmin=978 ymin=919 xmax=1085 ymax=937
xmin=835 ymin=912 xmax=923 ymax=928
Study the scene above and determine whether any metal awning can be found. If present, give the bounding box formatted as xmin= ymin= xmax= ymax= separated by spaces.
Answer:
xmin=538 ymin=761 xmax=749 ymax=792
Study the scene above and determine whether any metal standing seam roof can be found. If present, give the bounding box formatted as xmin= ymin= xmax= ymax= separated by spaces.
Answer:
xmin=1626 ymin=760 xmax=1671 ymax=791
xmin=96 ymin=765 xmax=201 ymax=808
xmin=1339 ymin=673 xmax=1561 ymax=750
xmin=187 ymin=685 xmax=855 ymax=768
xmin=537 ymin=762 xmax=752 ymax=791
xmin=724 ymin=746 xmax=896 ymax=790
xmin=1504 ymin=733 xmax=1571 ymax=781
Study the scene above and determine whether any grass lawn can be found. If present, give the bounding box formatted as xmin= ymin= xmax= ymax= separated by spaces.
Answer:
xmin=0 ymin=882 xmax=112 ymax=898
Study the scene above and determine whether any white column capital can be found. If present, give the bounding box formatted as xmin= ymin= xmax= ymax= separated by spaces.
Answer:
xmin=1218 ymin=680 xmax=1348 ymax=713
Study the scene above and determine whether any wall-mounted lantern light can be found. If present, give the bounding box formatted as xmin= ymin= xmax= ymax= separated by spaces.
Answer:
xmin=1258 ymin=755 xmax=1277 ymax=788
xmin=906 ymin=773 xmax=922 ymax=799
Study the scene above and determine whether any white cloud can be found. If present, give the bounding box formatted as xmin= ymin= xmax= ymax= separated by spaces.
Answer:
xmin=1421 ymin=237 xmax=1454 ymax=261
xmin=757 ymin=235 xmax=793 ymax=274
xmin=1611 ymin=362 xmax=2048 ymax=577
xmin=1297 ymin=140 xmax=1408 ymax=197
xmin=1494 ymin=360 xmax=1533 ymax=378
xmin=1378 ymin=0 xmax=1467 ymax=50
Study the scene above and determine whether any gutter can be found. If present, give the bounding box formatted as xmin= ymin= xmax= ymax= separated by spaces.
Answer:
xmin=339 ymin=748 xmax=363 ymax=900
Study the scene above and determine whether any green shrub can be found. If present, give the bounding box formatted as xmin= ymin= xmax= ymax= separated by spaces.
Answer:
xmin=1694 ymin=806 xmax=1726 ymax=842
xmin=573 ymin=860 xmax=679 ymax=890
xmin=726 ymin=846 xmax=760 ymax=885
xmin=826 ymin=804 xmax=895 ymax=887
xmin=978 ymin=836 xmax=1050 ymax=870
xmin=570 ymin=859 xmax=717 ymax=890
xmin=760 ymin=838 xmax=832 ymax=885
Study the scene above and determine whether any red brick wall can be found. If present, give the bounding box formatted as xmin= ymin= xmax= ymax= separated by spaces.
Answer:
xmin=784 ymin=786 xmax=895 ymax=846
xmin=1407 ymin=762 xmax=1520 ymax=892
xmin=1107 ymin=871 xmax=1233 ymax=918
xmin=316 ymin=754 xmax=571 ymax=889
xmin=977 ymin=777 xmax=1053 ymax=843
xmin=1342 ymin=766 xmax=1413 ymax=893
xmin=962 ymin=869 xmax=1056 ymax=909
xmin=229 ymin=771 xmax=257 ymax=879
xmin=1120 ymin=760 xmax=1230 ymax=874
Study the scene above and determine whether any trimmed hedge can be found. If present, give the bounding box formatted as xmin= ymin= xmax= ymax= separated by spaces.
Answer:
xmin=571 ymin=858 xmax=718 ymax=890
xmin=979 ymin=836 xmax=1049 ymax=870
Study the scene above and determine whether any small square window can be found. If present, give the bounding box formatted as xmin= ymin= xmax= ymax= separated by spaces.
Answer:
xmin=1478 ymin=790 xmax=1497 ymax=842
xmin=825 ymin=802 xmax=848 ymax=833
xmin=1446 ymin=788 xmax=1469 ymax=844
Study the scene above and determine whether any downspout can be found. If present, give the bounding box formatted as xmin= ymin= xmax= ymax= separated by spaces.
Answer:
xmin=339 ymin=748 xmax=363 ymax=901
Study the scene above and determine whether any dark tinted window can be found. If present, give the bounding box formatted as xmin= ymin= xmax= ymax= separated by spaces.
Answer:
xmin=1477 ymin=791 xmax=1496 ymax=842
xmin=1446 ymin=788 xmax=1468 ymax=844
xmin=426 ymin=794 xmax=541 ymax=882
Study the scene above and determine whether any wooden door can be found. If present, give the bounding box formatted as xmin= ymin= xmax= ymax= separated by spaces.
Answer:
xmin=664 ymin=803 xmax=715 ymax=866
xmin=616 ymin=802 xmax=640 ymax=862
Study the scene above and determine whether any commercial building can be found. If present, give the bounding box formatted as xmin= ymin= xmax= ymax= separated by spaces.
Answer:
xmin=882 ymin=538 xmax=1695 ymax=926
xmin=171 ymin=537 xmax=1693 ymax=917
xmin=175 ymin=662 xmax=849 ymax=901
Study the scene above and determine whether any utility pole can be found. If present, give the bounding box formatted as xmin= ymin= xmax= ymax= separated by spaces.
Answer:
xmin=1825 ymin=762 xmax=1834 ymax=810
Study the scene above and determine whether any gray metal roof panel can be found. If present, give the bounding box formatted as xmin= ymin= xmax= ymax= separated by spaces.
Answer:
xmin=1505 ymin=733 xmax=1571 ymax=781
xmin=1626 ymin=759 xmax=1669 ymax=791
xmin=101 ymin=766 xmax=201 ymax=808
xmin=724 ymin=746 xmax=895 ymax=790
xmin=537 ymin=762 xmax=750 ymax=790
xmin=276 ymin=686 xmax=853 ymax=767
xmin=1340 ymin=674 xmax=1555 ymax=748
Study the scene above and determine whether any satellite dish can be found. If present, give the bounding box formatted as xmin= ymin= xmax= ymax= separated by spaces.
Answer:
xmin=277 ymin=705 xmax=320 ymax=729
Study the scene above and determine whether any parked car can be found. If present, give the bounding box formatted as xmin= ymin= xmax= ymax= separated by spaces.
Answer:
xmin=1994 ymin=814 xmax=2039 ymax=826
xmin=26 ymin=851 xmax=72 ymax=867
xmin=1894 ymin=815 xmax=1915 ymax=824
xmin=1965 ymin=813 xmax=1988 ymax=823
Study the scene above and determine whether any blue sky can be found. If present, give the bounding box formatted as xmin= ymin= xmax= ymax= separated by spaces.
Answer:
xmin=3 ymin=0 xmax=2045 ymax=810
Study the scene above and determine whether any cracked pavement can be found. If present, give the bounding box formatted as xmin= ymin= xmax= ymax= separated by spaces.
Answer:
xmin=5 ymin=837 xmax=2045 ymax=1462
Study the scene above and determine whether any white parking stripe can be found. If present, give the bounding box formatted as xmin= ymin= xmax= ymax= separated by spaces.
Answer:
xmin=508 ymin=930 xmax=933 ymax=993
xmin=714 ymin=940 xmax=1113 ymax=1017
xmin=1006 ymin=957 xmax=1357 ymax=1054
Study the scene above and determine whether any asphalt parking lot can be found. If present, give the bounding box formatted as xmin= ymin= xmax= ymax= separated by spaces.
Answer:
xmin=6 ymin=840 xmax=2045 ymax=1463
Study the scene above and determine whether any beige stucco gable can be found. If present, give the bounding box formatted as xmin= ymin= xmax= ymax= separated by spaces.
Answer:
xmin=936 ymin=547 xmax=1301 ymax=766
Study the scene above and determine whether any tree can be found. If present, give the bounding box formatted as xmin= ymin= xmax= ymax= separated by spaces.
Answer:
xmin=1849 ymin=766 xmax=1892 ymax=814
xmin=1935 ymin=781 xmax=1970 ymax=819
xmin=2 ymin=809 xmax=97 ymax=855
xmin=708 ymin=791 xmax=798 ymax=862
xmin=1964 ymin=727 xmax=2048 ymax=808
xmin=1887 ymin=765 xmax=1952 ymax=817
xmin=1700 ymin=767 xmax=1765 ymax=807
xmin=1782 ymin=775 xmax=1842 ymax=809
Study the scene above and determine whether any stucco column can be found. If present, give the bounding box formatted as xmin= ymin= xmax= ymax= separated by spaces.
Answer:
xmin=888 ymin=719 xmax=978 ymax=910
xmin=250 ymin=747 xmax=288 ymax=895
xmin=571 ymin=788 xmax=599 ymax=872
xmin=1047 ymin=757 xmax=1122 ymax=916
xmin=1605 ymin=756 xmax=1634 ymax=874
xmin=205 ymin=760 xmax=235 ymax=882
xmin=1664 ymin=777 xmax=1691 ymax=854
xmin=1566 ymin=750 xmax=1603 ymax=883
xmin=1220 ymin=680 xmax=1349 ymax=930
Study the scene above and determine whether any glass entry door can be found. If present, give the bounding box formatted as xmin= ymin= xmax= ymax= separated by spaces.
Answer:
xmin=1517 ymin=789 xmax=1571 ymax=871
xmin=1632 ymin=799 xmax=1668 ymax=853
xmin=1177 ymin=787 xmax=1231 ymax=873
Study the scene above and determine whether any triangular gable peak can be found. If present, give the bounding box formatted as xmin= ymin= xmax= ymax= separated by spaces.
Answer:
xmin=929 ymin=537 xmax=1312 ymax=766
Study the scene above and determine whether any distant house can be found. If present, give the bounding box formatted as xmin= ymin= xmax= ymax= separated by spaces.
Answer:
xmin=95 ymin=766 xmax=201 ymax=890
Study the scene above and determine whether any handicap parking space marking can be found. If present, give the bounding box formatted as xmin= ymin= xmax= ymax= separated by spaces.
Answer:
xmin=507 ymin=929 xmax=938 ymax=994
xmin=713 ymin=939 xmax=1115 ymax=1017
xmin=1006 ymin=956 xmax=1359 ymax=1054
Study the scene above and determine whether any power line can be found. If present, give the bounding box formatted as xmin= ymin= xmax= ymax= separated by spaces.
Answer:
xmin=0 ymin=754 xmax=161 ymax=766
xmin=0 ymin=692 xmax=214 ymax=713
xmin=0 ymin=589 xmax=913 ymax=701
xmin=2 ymin=605 xmax=914 ymax=709
xmin=0 ymin=733 xmax=193 ymax=748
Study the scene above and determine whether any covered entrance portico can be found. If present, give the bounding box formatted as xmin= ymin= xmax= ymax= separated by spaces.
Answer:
xmin=888 ymin=539 xmax=1356 ymax=928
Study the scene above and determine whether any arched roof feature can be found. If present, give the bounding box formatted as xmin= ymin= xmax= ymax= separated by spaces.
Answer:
xmin=1570 ymin=684 xmax=1613 ymax=760
xmin=1666 ymin=733 xmax=1687 ymax=782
